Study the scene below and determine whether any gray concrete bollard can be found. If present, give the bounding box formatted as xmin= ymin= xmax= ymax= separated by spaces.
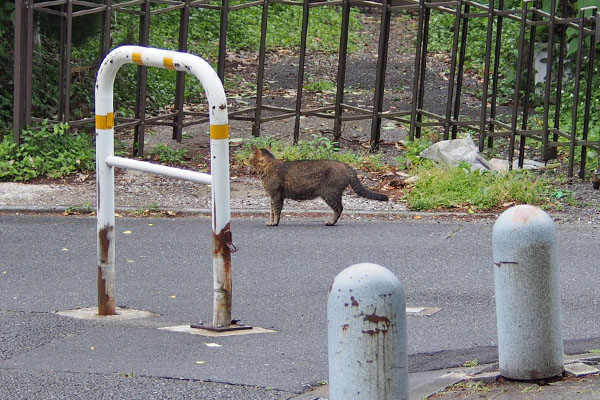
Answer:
xmin=328 ymin=263 xmax=408 ymax=400
xmin=492 ymin=204 xmax=563 ymax=380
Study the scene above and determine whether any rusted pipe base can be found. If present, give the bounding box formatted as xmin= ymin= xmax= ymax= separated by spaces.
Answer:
xmin=190 ymin=323 xmax=252 ymax=332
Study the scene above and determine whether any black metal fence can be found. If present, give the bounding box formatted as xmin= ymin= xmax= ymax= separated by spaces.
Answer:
xmin=12 ymin=0 xmax=600 ymax=178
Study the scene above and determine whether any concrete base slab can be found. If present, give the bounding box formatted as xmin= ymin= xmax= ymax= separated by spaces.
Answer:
xmin=407 ymin=307 xmax=442 ymax=316
xmin=56 ymin=307 xmax=159 ymax=320
xmin=564 ymin=362 xmax=600 ymax=377
xmin=159 ymin=324 xmax=277 ymax=337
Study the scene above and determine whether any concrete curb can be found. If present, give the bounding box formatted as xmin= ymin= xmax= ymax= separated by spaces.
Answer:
xmin=0 ymin=204 xmax=502 ymax=219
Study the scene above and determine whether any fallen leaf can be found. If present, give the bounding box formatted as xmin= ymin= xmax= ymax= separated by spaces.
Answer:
xmin=204 ymin=343 xmax=222 ymax=348
xmin=61 ymin=248 xmax=69 ymax=252
xmin=170 ymin=295 xmax=177 ymax=299
xmin=413 ymin=215 xmax=422 ymax=220
xmin=123 ymin=230 xmax=132 ymax=235
xmin=195 ymin=361 xmax=206 ymax=364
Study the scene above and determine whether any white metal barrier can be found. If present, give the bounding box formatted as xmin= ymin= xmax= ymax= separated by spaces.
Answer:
xmin=95 ymin=46 xmax=235 ymax=329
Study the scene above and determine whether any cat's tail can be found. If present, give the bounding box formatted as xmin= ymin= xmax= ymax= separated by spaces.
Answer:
xmin=349 ymin=170 xmax=389 ymax=201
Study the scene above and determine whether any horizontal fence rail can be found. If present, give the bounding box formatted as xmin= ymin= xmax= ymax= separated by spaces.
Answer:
xmin=11 ymin=0 xmax=600 ymax=178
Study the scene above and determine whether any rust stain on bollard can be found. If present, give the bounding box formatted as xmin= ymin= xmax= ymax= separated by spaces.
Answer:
xmin=98 ymin=225 xmax=112 ymax=264
xmin=97 ymin=267 xmax=116 ymax=315
xmin=213 ymin=222 xmax=236 ymax=323
xmin=97 ymin=225 xmax=116 ymax=315
xmin=364 ymin=312 xmax=391 ymax=325
xmin=363 ymin=312 xmax=391 ymax=336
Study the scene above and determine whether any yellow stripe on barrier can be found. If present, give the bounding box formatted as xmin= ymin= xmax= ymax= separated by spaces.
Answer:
xmin=210 ymin=124 xmax=229 ymax=140
xmin=163 ymin=56 xmax=175 ymax=70
xmin=95 ymin=112 xmax=115 ymax=130
xmin=132 ymin=52 xmax=143 ymax=65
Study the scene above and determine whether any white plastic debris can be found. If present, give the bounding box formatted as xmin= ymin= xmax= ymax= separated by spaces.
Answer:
xmin=419 ymin=135 xmax=546 ymax=171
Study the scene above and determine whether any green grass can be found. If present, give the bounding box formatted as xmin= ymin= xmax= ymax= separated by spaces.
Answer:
xmin=234 ymin=135 xmax=384 ymax=172
xmin=405 ymin=163 xmax=574 ymax=212
xmin=147 ymin=144 xmax=188 ymax=166
xmin=304 ymin=79 xmax=336 ymax=93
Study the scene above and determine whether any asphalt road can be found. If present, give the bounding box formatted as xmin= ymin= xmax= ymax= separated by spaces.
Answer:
xmin=1 ymin=214 xmax=599 ymax=398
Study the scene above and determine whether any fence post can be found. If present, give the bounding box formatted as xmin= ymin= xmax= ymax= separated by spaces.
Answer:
xmin=492 ymin=205 xmax=563 ymax=380
xmin=328 ymin=263 xmax=408 ymax=400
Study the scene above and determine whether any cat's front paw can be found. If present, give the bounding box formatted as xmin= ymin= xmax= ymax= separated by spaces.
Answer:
xmin=266 ymin=221 xmax=279 ymax=226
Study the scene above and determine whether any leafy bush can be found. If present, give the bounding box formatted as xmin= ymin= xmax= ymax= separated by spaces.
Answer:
xmin=0 ymin=121 xmax=95 ymax=181
xmin=405 ymin=164 xmax=573 ymax=211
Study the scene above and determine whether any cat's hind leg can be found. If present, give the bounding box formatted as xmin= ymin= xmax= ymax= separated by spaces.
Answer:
xmin=323 ymin=195 xmax=343 ymax=226
xmin=268 ymin=194 xmax=283 ymax=226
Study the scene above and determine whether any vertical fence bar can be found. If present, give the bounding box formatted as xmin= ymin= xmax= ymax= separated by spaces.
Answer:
xmin=252 ymin=0 xmax=269 ymax=137
xmin=370 ymin=0 xmax=391 ymax=150
xmin=217 ymin=0 xmax=229 ymax=82
xmin=293 ymin=0 xmax=310 ymax=144
xmin=478 ymin=0 xmax=495 ymax=151
xmin=63 ymin=0 xmax=74 ymax=122
xmin=25 ymin=0 xmax=34 ymax=127
xmin=541 ymin=0 xmax=557 ymax=161
xmin=518 ymin=2 xmax=537 ymax=168
xmin=552 ymin=0 xmax=568 ymax=153
xmin=409 ymin=0 xmax=425 ymax=141
xmin=133 ymin=0 xmax=151 ymax=156
xmin=508 ymin=1 xmax=530 ymax=170
xmin=488 ymin=0 xmax=504 ymax=150
xmin=173 ymin=0 xmax=191 ymax=142
xmin=451 ymin=2 xmax=469 ymax=140
xmin=410 ymin=0 xmax=430 ymax=140
xmin=13 ymin=0 xmax=25 ymax=142
xmin=443 ymin=0 xmax=462 ymax=140
xmin=579 ymin=8 xmax=597 ymax=179
xmin=58 ymin=6 xmax=66 ymax=122
xmin=100 ymin=0 xmax=112 ymax=59
xmin=567 ymin=9 xmax=586 ymax=179
xmin=333 ymin=0 xmax=350 ymax=140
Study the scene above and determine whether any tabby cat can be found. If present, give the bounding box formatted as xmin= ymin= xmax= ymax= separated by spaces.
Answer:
xmin=249 ymin=145 xmax=388 ymax=226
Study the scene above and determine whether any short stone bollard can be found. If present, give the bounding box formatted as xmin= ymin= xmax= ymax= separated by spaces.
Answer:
xmin=492 ymin=205 xmax=563 ymax=380
xmin=328 ymin=263 xmax=408 ymax=400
